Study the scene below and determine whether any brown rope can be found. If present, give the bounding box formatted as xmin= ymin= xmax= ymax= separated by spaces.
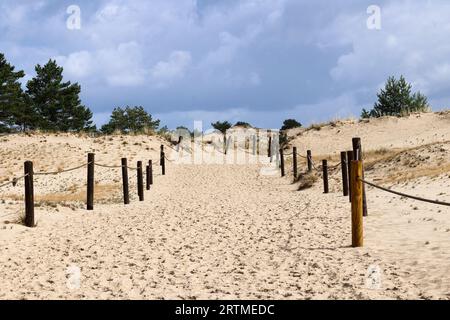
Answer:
xmin=360 ymin=178 xmax=450 ymax=207
xmin=0 ymin=174 xmax=29 ymax=189
xmin=35 ymin=162 xmax=89 ymax=176
xmin=94 ymin=162 xmax=138 ymax=170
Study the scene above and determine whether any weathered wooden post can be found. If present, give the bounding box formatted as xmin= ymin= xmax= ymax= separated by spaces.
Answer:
xmin=268 ymin=130 xmax=272 ymax=159
xmin=340 ymin=151 xmax=349 ymax=197
xmin=352 ymin=137 xmax=368 ymax=217
xmin=293 ymin=147 xmax=298 ymax=179
xmin=121 ymin=158 xmax=130 ymax=205
xmin=137 ymin=161 xmax=144 ymax=201
xmin=347 ymin=150 xmax=353 ymax=203
xmin=24 ymin=161 xmax=34 ymax=227
xmin=160 ymin=145 xmax=166 ymax=176
xmin=350 ymin=160 xmax=364 ymax=247
xmin=322 ymin=159 xmax=329 ymax=194
xmin=280 ymin=148 xmax=285 ymax=177
xmin=149 ymin=160 xmax=153 ymax=185
xmin=307 ymin=150 xmax=312 ymax=172
xmin=146 ymin=165 xmax=151 ymax=190
xmin=87 ymin=153 xmax=95 ymax=210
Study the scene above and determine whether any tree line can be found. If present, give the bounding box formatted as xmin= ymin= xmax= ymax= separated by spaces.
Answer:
xmin=1 ymin=51 xmax=430 ymax=136
xmin=0 ymin=53 xmax=161 ymax=134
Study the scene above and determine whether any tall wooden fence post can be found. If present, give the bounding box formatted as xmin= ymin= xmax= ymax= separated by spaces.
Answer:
xmin=347 ymin=150 xmax=353 ymax=203
xmin=146 ymin=164 xmax=151 ymax=190
xmin=137 ymin=161 xmax=144 ymax=201
xmin=121 ymin=158 xmax=130 ymax=205
xmin=340 ymin=151 xmax=349 ymax=196
xmin=322 ymin=159 xmax=329 ymax=194
xmin=280 ymin=149 xmax=285 ymax=177
xmin=307 ymin=150 xmax=312 ymax=172
xmin=87 ymin=153 xmax=95 ymax=210
xmin=268 ymin=132 xmax=272 ymax=159
xmin=352 ymin=137 xmax=368 ymax=217
xmin=160 ymin=145 xmax=166 ymax=176
xmin=149 ymin=160 xmax=153 ymax=185
xmin=350 ymin=160 xmax=364 ymax=247
xmin=293 ymin=147 xmax=298 ymax=180
xmin=24 ymin=161 xmax=34 ymax=227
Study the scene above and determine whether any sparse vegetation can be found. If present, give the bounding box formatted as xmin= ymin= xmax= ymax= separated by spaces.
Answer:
xmin=280 ymin=119 xmax=302 ymax=145
xmin=296 ymin=172 xmax=318 ymax=190
xmin=234 ymin=121 xmax=252 ymax=128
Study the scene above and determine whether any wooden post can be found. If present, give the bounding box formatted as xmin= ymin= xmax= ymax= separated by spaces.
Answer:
xmin=350 ymin=160 xmax=364 ymax=247
xmin=322 ymin=160 xmax=329 ymax=194
xmin=252 ymin=135 xmax=256 ymax=155
xmin=340 ymin=151 xmax=349 ymax=197
xmin=177 ymin=136 xmax=182 ymax=152
xmin=352 ymin=137 xmax=368 ymax=217
xmin=307 ymin=150 xmax=312 ymax=172
xmin=146 ymin=165 xmax=151 ymax=190
xmin=137 ymin=161 xmax=144 ymax=201
xmin=280 ymin=149 xmax=285 ymax=177
xmin=24 ymin=161 xmax=34 ymax=228
xmin=87 ymin=153 xmax=94 ymax=210
xmin=121 ymin=158 xmax=130 ymax=205
xmin=293 ymin=147 xmax=298 ymax=180
xmin=268 ymin=132 xmax=272 ymax=158
xmin=347 ymin=150 xmax=353 ymax=203
xmin=149 ymin=160 xmax=153 ymax=185
xmin=160 ymin=145 xmax=166 ymax=175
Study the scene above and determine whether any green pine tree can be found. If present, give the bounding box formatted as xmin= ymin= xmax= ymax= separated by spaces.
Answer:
xmin=362 ymin=75 xmax=430 ymax=118
xmin=26 ymin=59 xmax=94 ymax=132
xmin=101 ymin=106 xmax=160 ymax=134
xmin=0 ymin=53 xmax=27 ymax=132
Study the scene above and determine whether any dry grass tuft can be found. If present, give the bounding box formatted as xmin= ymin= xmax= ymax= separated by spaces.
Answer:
xmin=296 ymin=172 xmax=319 ymax=190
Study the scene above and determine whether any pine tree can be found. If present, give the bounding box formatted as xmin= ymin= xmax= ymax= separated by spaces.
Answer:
xmin=0 ymin=53 xmax=27 ymax=132
xmin=101 ymin=106 xmax=160 ymax=134
xmin=26 ymin=59 xmax=94 ymax=131
xmin=362 ymin=75 xmax=430 ymax=118
xmin=280 ymin=119 xmax=302 ymax=131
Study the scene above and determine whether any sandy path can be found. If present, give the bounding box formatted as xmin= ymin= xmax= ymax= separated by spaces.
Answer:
xmin=0 ymin=164 xmax=423 ymax=299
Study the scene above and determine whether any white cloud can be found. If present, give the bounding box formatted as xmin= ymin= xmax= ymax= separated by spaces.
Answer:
xmin=55 ymin=42 xmax=146 ymax=86
xmin=325 ymin=1 xmax=450 ymax=98
xmin=151 ymin=51 xmax=192 ymax=87
xmin=55 ymin=51 xmax=93 ymax=78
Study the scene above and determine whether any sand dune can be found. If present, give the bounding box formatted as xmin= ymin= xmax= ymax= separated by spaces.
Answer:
xmin=0 ymin=112 xmax=449 ymax=299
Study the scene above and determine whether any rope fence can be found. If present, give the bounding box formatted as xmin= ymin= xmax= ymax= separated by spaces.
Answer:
xmin=0 ymin=174 xmax=29 ymax=189
xmin=0 ymin=144 xmax=172 ymax=227
xmin=280 ymin=137 xmax=450 ymax=248
xmin=360 ymin=178 xmax=450 ymax=207
xmin=35 ymin=162 xmax=90 ymax=176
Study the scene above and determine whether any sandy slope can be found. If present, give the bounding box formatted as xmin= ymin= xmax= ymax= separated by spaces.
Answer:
xmin=0 ymin=113 xmax=449 ymax=300
xmin=287 ymin=111 xmax=450 ymax=157
xmin=0 ymin=163 xmax=425 ymax=299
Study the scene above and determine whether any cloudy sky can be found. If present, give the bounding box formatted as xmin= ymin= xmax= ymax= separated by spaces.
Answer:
xmin=1 ymin=0 xmax=449 ymax=130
